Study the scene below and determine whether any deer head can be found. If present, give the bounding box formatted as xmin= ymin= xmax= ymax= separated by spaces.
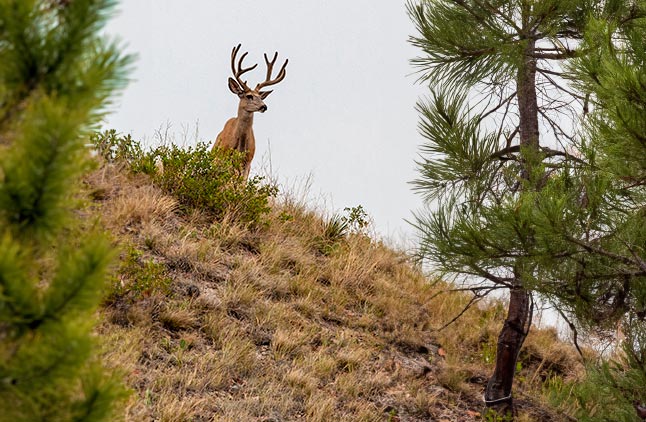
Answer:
xmin=227 ymin=44 xmax=288 ymax=114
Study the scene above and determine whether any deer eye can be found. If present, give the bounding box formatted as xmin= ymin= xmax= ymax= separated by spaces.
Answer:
xmin=246 ymin=94 xmax=254 ymax=100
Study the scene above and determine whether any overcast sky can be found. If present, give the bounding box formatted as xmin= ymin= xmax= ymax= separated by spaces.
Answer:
xmin=104 ymin=1 xmax=428 ymax=242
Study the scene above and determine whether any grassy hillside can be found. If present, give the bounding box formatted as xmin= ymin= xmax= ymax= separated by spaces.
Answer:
xmin=86 ymin=138 xmax=581 ymax=421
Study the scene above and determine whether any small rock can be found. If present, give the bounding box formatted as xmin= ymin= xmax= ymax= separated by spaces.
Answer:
xmin=186 ymin=284 xmax=200 ymax=297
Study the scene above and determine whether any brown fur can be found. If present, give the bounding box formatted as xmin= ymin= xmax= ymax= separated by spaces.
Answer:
xmin=214 ymin=91 xmax=264 ymax=180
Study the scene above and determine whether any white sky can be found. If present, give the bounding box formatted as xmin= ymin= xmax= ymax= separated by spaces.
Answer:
xmin=104 ymin=1 xmax=428 ymax=242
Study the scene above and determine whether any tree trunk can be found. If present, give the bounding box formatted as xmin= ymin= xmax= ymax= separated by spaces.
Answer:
xmin=484 ymin=20 xmax=538 ymax=417
xmin=484 ymin=273 xmax=532 ymax=416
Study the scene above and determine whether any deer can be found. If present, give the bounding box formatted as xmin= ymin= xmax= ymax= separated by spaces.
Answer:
xmin=213 ymin=44 xmax=288 ymax=180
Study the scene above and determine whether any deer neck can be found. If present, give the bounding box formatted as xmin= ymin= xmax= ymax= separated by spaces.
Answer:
xmin=234 ymin=107 xmax=254 ymax=152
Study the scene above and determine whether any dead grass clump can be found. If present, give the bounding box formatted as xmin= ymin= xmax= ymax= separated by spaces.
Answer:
xmin=90 ymin=164 xmax=178 ymax=234
xmin=155 ymin=397 xmax=213 ymax=422
xmin=336 ymin=345 xmax=372 ymax=373
xmin=285 ymin=367 xmax=318 ymax=396
xmin=139 ymin=220 xmax=171 ymax=253
xmin=302 ymin=351 xmax=339 ymax=382
xmin=215 ymin=334 xmax=258 ymax=379
xmin=266 ymin=200 xmax=327 ymax=243
xmin=84 ymin=161 xmax=130 ymax=201
xmin=325 ymin=239 xmax=381 ymax=294
xmin=207 ymin=215 xmax=259 ymax=252
xmin=202 ymin=311 xmax=245 ymax=349
xmin=305 ymin=391 xmax=337 ymax=422
xmin=435 ymin=364 xmax=472 ymax=394
xmin=260 ymin=236 xmax=316 ymax=274
xmin=362 ymin=370 xmax=394 ymax=398
xmin=111 ymin=185 xmax=178 ymax=227
xmin=271 ymin=326 xmax=318 ymax=361
xmin=158 ymin=306 xmax=198 ymax=331
xmin=220 ymin=279 xmax=262 ymax=322
xmin=520 ymin=327 xmax=582 ymax=384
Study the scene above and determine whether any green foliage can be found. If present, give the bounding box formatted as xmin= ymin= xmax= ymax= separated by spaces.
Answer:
xmin=538 ymin=10 xmax=646 ymax=419
xmin=0 ymin=0 xmax=132 ymax=131
xmin=343 ymin=205 xmax=370 ymax=234
xmin=406 ymin=0 xmax=515 ymax=89
xmin=278 ymin=211 xmax=294 ymax=222
xmin=324 ymin=213 xmax=349 ymax=242
xmin=411 ymin=90 xmax=500 ymax=203
xmin=314 ymin=206 xmax=370 ymax=256
xmin=150 ymin=143 xmax=278 ymax=224
xmin=406 ymin=1 xmax=646 ymax=308
xmin=314 ymin=213 xmax=349 ymax=256
xmin=106 ymin=246 xmax=171 ymax=303
xmin=407 ymin=0 xmax=643 ymax=286
xmin=481 ymin=341 xmax=496 ymax=365
xmin=91 ymin=131 xmax=278 ymax=226
xmin=0 ymin=1 xmax=132 ymax=421
xmin=91 ymin=129 xmax=152 ymax=171
xmin=0 ymin=99 xmax=93 ymax=240
xmin=407 ymin=0 xmax=644 ymax=415
xmin=482 ymin=408 xmax=513 ymax=422
xmin=548 ymin=320 xmax=646 ymax=421
xmin=525 ymin=7 xmax=646 ymax=329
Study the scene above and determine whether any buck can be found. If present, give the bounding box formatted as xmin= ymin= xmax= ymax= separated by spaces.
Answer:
xmin=213 ymin=44 xmax=288 ymax=180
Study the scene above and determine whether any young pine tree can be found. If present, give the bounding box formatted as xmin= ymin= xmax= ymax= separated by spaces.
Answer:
xmin=407 ymin=0 xmax=638 ymax=417
xmin=0 ymin=1 xmax=131 ymax=421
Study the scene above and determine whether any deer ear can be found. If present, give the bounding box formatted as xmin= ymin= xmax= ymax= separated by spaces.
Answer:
xmin=228 ymin=77 xmax=244 ymax=95
xmin=259 ymin=90 xmax=273 ymax=100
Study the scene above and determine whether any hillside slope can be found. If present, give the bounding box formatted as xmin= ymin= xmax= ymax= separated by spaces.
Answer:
xmin=87 ymin=160 xmax=579 ymax=421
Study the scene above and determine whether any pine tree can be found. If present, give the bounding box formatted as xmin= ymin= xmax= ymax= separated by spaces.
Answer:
xmin=407 ymin=0 xmax=639 ymax=417
xmin=0 ymin=1 xmax=132 ymax=421
xmin=528 ymin=8 xmax=646 ymax=421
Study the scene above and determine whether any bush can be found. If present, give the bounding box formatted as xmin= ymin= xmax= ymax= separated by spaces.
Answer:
xmin=92 ymin=131 xmax=277 ymax=225
xmin=106 ymin=247 xmax=172 ymax=303
xmin=151 ymin=143 xmax=277 ymax=224
xmin=91 ymin=130 xmax=157 ymax=174
xmin=313 ymin=205 xmax=371 ymax=255
xmin=343 ymin=205 xmax=370 ymax=234
xmin=314 ymin=213 xmax=350 ymax=255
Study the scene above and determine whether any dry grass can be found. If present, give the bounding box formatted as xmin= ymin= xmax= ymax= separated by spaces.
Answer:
xmin=88 ymin=162 xmax=580 ymax=421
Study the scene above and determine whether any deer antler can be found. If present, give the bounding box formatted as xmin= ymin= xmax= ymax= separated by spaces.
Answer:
xmin=231 ymin=44 xmax=257 ymax=92
xmin=256 ymin=51 xmax=288 ymax=91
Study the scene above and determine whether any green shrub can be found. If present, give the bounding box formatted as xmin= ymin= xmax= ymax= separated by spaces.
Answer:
xmin=313 ymin=213 xmax=349 ymax=256
xmin=343 ymin=205 xmax=370 ymax=234
xmin=91 ymin=130 xmax=154 ymax=173
xmin=313 ymin=205 xmax=371 ymax=255
xmin=91 ymin=131 xmax=278 ymax=225
xmin=150 ymin=143 xmax=277 ymax=224
xmin=106 ymin=247 xmax=171 ymax=303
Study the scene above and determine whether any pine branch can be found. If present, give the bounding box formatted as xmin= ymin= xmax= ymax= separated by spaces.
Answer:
xmin=531 ymin=50 xmax=578 ymax=60
xmin=566 ymin=235 xmax=639 ymax=268
xmin=555 ymin=306 xmax=584 ymax=357
xmin=477 ymin=90 xmax=517 ymax=124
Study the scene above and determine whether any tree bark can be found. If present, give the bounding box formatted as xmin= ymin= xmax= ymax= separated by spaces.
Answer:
xmin=484 ymin=15 xmax=538 ymax=417
xmin=484 ymin=272 xmax=532 ymax=416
